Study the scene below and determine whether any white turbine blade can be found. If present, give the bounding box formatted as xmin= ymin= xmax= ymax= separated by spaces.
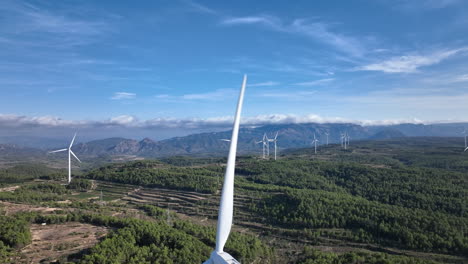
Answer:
xmin=48 ymin=148 xmax=67 ymax=153
xmin=465 ymin=147 xmax=468 ymax=152
xmin=214 ymin=75 xmax=247 ymax=255
xmin=70 ymin=150 xmax=81 ymax=163
xmin=220 ymin=139 xmax=231 ymax=142
xmin=69 ymin=132 xmax=77 ymax=148
xmin=274 ymin=132 xmax=278 ymax=140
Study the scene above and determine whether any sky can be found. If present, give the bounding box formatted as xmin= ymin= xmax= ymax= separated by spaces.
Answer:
xmin=1 ymin=0 xmax=468 ymax=140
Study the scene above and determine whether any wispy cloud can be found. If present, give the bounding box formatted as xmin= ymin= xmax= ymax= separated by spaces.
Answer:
xmin=182 ymin=89 xmax=236 ymax=100
xmin=184 ymin=0 xmax=218 ymax=15
xmin=389 ymin=0 xmax=462 ymax=11
xmin=111 ymin=92 xmax=136 ymax=100
xmin=294 ymin=78 xmax=334 ymax=86
xmin=258 ymin=90 xmax=317 ymax=99
xmin=0 ymin=1 xmax=114 ymax=41
xmin=221 ymin=15 xmax=366 ymax=56
xmin=248 ymin=81 xmax=280 ymax=87
xmin=357 ymin=47 xmax=468 ymax=73
xmin=454 ymin=74 xmax=468 ymax=82
xmin=222 ymin=15 xmax=282 ymax=29
xmin=154 ymin=89 xmax=236 ymax=101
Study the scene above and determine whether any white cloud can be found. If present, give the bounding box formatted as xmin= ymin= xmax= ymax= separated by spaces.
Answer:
xmin=185 ymin=0 xmax=218 ymax=15
xmin=454 ymin=74 xmax=468 ymax=82
xmin=248 ymin=81 xmax=280 ymax=87
xmin=221 ymin=15 xmax=366 ymax=56
xmin=182 ymin=89 xmax=236 ymax=100
xmin=391 ymin=0 xmax=461 ymax=11
xmin=111 ymin=92 xmax=136 ymax=100
xmin=109 ymin=115 xmax=138 ymax=125
xmin=0 ymin=113 xmax=437 ymax=131
xmin=259 ymin=90 xmax=317 ymax=99
xmin=358 ymin=48 xmax=468 ymax=73
xmin=294 ymin=78 xmax=334 ymax=86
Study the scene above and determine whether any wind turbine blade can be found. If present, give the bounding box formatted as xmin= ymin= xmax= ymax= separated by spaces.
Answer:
xmin=275 ymin=132 xmax=278 ymax=140
xmin=70 ymin=150 xmax=81 ymax=163
xmin=465 ymin=147 xmax=468 ymax=152
xmin=69 ymin=133 xmax=77 ymax=148
xmin=48 ymin=148 xmax=67 ymax=153
xmin=220 ymin=139 xmax=231 ymax=142
xmin=215 ymin=75 xmax=247 ymax=254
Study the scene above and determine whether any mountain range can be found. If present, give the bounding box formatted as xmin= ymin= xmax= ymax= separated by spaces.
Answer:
xmin=1 ymin=122 xmax=467 ymax=160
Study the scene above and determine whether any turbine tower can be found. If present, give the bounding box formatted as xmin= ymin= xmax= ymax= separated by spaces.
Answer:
xmin=462 ymin=129 xmax=467 ymax=150
xmin=345 ymin=132 xmax=350 ymax=149
xmin=324 ymin=132 xmax=329 ymax=145
xmin=268 ymin=132 xmax=279 ymax=160
xmin=203 ymin=75 xmax=247 ymax=264
xmin=49 ymin=133 xmax=81 ymax=184
xmin=340 ymin=132 xmax=345 ymax=148
xmin=312 ymin=133 xmax=319 ymax=154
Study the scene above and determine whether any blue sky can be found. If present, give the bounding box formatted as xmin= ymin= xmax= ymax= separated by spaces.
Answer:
xmin=1 ymin=0 xmax=468 ymax=139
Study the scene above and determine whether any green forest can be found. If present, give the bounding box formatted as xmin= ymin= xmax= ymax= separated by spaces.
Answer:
xmin=0 ymin=138 xmax=467 ymax=263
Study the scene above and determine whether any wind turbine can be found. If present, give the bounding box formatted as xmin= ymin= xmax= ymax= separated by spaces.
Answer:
xmin=340 ymin=132 xmax=345 ymax=148
xmin=268 ymin=132 xmax=279 ymax=160
xmin=256 ymin=133 xmax=269 ymax=159
xmin=345 ymin=132 xmax=350 ymax=149
xmin=312 ymin=133 xmax=319 ymax=154
xmin=324 ymin=132 xmax=329 ymax=145
xmin=204 ymin=75 xmax=246 ymax=264
xmin=49 ymin=133 xmax=81 ymax=184
xmin=462 ymin=129 xmax=467 ymax=150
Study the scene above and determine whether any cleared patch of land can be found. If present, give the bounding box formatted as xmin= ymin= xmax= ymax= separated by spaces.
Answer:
xmin=19 ymin=222 xmax=108 ymax=264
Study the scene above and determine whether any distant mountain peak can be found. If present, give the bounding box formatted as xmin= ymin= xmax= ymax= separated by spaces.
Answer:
xmin=140 ymin=137 xmax=156 ymax=144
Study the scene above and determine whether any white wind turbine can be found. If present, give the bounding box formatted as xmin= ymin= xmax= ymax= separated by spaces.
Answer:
xmin=324 ymin=132 xmax=329 ymax=145
xmin=462 ymin=128 xmax=467 ymax=150
xmin=203 ymin=75 xmax=247 ymax=264
xmin=268 ymin=132 xmax=279 ymax=160
xmin=345 ymin=132 xmax=350 ymax=149
xmin=312 ymin=133 xmax=319 ymax=154
xmin=49 ymin=133 xmax=81 ymax=184
xmin=340 ymin=132 xmax=345 ymax=148
xmin=256 ymin=133 xmax=269 ymax=159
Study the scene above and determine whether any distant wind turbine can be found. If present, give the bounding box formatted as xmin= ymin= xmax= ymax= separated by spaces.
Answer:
xmin=462 ymin=129 xmax=467 ymax=150
xmin=256 ymin=133 xmax=269 ymax=159
xmin=48 ymin=133 xmax=81 ymax=184
xmin=268 ymin=132 xmax=279 ymax=160
xmin=312 ymin=133 xmax=319 ymax=154
xmin=203 ymin=75 xmax=246 ymax=264
xmin=346 ymin=132 xmax=350 ymax=149
xmin=340 ymin=132 xmax=345 ymax=148
xmin=324 ymin=132 xmax=329 ymax=145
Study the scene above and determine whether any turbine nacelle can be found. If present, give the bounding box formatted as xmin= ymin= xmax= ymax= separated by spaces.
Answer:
xmin=203 ymin=252 xmax=240 ymax=264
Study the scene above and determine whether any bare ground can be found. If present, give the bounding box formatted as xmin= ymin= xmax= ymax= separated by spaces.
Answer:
xmin=18 ymin=222 xmax=108 ymax=264
xmin=0 ymin=201 xmax=61 ymax=216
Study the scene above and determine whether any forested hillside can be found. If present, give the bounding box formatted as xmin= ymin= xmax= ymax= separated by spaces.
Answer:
xmin=0 ymin=138 xmax=467 ymax=263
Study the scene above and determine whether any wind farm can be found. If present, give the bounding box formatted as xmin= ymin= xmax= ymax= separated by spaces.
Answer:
xmin=1 ymin=1 xmax=468 ymax=264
